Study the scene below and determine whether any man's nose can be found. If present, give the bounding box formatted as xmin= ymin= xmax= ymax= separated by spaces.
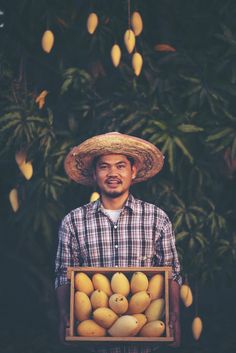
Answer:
xmin=107 ymin=166 xmax=118 ymax=176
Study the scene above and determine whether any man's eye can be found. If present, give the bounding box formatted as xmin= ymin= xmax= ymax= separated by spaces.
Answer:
xmin=118 ymin=164 xmax=125 ymax=169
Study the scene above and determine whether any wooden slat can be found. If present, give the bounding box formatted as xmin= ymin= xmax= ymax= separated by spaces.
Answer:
xmin=65 ymin=336 xmax=174 ymax=342
xmin=69 ymin=270 xmax=75 ymax=337
xmin=165 ymin=270 xmax=170 ymax=338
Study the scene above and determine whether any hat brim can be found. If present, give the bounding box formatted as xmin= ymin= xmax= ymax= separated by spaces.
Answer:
xmin=64 ymin=133 xmax=164 ymax=186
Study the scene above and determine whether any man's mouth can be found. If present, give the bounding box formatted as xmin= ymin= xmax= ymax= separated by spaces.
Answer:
xmin=106 ymin=179 xmax=121 ymax=185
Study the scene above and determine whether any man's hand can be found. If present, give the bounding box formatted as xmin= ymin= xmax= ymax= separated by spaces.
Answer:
xmin=168 ymin=312 xmax=181 ymax=348
xmin=58 ymin=313 xmax=69 ymax=345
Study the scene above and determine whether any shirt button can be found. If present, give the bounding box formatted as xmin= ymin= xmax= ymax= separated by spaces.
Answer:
xmin=114 ymin=225 xmax=117 ymax=229
xmin=115 ymin=244 xmax=118 ymax=248
xmin=115 ymin=265 xmax=118 ymax=267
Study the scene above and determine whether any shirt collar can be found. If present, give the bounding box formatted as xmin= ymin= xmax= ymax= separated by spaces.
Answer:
xmin=88 ymin=193 xmax=136 ymax=216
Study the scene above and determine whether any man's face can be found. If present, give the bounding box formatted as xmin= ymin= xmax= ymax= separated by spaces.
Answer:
xmin=93 ymin=154 xmax=137 ymax=199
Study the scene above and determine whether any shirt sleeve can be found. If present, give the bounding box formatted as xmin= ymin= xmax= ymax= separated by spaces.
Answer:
xmin=155 ymin=215 xmax=182 ymax=286
xmin=55 ymin=214 xmax=82 ymax=289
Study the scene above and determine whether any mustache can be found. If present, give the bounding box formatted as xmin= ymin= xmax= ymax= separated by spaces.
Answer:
xmin=105 ymin=177 xmax=122 ymax=183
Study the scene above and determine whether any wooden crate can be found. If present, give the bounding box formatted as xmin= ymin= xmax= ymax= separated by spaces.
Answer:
xmin=66 ymin=266 xmax=174 ymax=343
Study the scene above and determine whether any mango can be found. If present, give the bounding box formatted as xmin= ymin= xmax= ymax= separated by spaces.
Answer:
xmin=111 ymin=272 xmax=130 ymax=297
xmin=90 ymin=192 xmax=100 ymax=202
xmin=139 ymin=320 xmax=165 ymax=337
xmin=192 ymin=316 xmax=203 ymax=340
xmin=77 ymin=319 xmax=106 ymax=337
xmin=128 ymin=291 xmax=151 ymax=314
xmin=132 ymin=52 xmax=143 ymax=76
xmin=108 ymin=315 xmax=138 ymax=337
xmin=9 ymin=188 xmax=19 ymax=212
xmin=131 ymin=11 xmax=143 ymax=36
xmin=132 ymin=314 xmax=147 ymax=336
xmin=74 ymin=291 xmax=92 ymax=321
xmin=75 ymin=272 xmax=94 ymax=296
xmin=145 ymin=298 xmax=165 ymax=322
xmin=130 ymin=271 xmax=149 ymax=293
xmin=90 ymin=289 xmax=108 ymax=309
xmin=111 ymin=44 xmax=121 ymax=67
xmin=109 ymin=293 xmax=128 ymax=314
xmin=87 ymin=13 xmax=98 ymax=34
xmin=92 ymin=273 xmax=112 ymax=296
xmin=124 ymin=29 xmax=135 ymax=54
xmin=180 ymin=284 xmax=193 ymax=307
xmin=93 ymin=307 xmax=118 ymax=329
xmin=19 ymin=160 xmax=33 ymax=180
xmin=41 ymin=30 xmax=54 ymax=53
xmin=147 ymin=274 xmax=164 ymax=300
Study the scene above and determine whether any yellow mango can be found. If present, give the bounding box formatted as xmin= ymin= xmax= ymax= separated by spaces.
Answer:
xmin=109 ymin=293 xmax=128 ymax=314
xmin=19 ymin=161 xmax=33 ymax=180
xmin=87 ymin=13 xmax=98 ymax=34
xmin=192 ymin=316 xmax=203 ymax=340
xmin=9 ymin=188 xmax=19 ymax=212
xmin=77 ymin=319 xmax=106 ymax=337
xmin=90 ymin=289 xmax=108 ymax=309
xmin=111 ymin=44 xmax=121 ymax=67
xmin=41 ymin=30 xmax=54 ymax=53
xmin=131 ymin=11 xmax=143 ymax=36
xmin=128 ymin=291 xmax=151 ymax=314
xmin=147 ymin=274 xmax=164 ymax=300
xmin=74 ymin=291 xmax=92 ymax=321
xmin=139 ymin=320 xmax=165 ymax=337
xmin=180 ymin=284 xmax=193 ymax=307
xmin=132 ymin=52 xmax=143 ymax=76
xmin=90 ymin=192 xmax=100 ymax=202
xmin=124 ymin=29 xmax=135 ymax=54
xmin=93 ymin=307 xmax=118 ymax=329
xmin=145 ymin=298 xmax=165 ymax=322
xmin=75 ymin=272 xmax=94 ymax=296
xmin=132 ymin=314 xmax=147 ymax=336
xmin=130 ymin=271 xmax=149 ymax=293
xmin=92 ymin=273 xmax=112 ymax=296
xmin=108 ymin=315 xmax=138 ymax=337
xmin=111 ymin=272 xmax=130 ymax=297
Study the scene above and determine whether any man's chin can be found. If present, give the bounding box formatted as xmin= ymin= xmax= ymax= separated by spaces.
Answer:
xmin=103 ymin=190 xmax=123 ymax=198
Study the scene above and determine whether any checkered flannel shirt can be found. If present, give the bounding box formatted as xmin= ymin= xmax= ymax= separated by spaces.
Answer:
xmin=55 ymin=193 xmax=182 ymax=353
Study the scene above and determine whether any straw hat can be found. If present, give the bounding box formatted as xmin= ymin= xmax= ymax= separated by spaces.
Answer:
xmin=64 ymin=132 xmax=164 ymax=186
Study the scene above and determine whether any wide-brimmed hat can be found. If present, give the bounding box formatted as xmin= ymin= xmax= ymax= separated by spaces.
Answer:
xmin=64 ymin=132 xmax=164 ymax=186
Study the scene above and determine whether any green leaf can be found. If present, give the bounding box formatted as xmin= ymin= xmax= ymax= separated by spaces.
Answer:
xmin=206 ymin=128 xmax=234 ymax=142
xmin=177 ymin=124 xmax=204 ymax=133
xmin=173 ymin=137 xmax=193 ymax=163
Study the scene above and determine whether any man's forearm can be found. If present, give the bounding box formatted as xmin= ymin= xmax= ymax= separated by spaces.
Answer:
xmin=55 ymin=283 xmax=70 ymax=317
xmin=169 ymin=278 xmax=180 ymax=316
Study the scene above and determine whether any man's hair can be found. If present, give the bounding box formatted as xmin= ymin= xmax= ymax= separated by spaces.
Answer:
xmin=92 ymin=155 xmax=135 ymax=170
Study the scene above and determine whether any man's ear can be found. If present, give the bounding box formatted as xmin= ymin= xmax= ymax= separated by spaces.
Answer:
xmin=131 ymin=165 xmax=137 ymax=180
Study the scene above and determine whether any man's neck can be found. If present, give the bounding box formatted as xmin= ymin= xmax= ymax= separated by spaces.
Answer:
xmin=100 ymin=193 xmax=129 ymax=210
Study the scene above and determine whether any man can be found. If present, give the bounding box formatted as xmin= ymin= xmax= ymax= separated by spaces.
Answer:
xmin=55 ymin=132 xmax=182 ymax=352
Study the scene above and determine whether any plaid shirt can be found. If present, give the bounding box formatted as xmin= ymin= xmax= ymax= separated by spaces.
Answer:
xmin=55 ymin=194 xmax=181 ymax=353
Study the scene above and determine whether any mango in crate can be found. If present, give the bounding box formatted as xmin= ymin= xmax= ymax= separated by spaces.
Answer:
xmin=147 ymin=273 xmax=164 ymax=300
xmin=77 ymin=319 xmax=106 ymax=337
xmin=93 ymin=307 xmax=118 ymax=329
xmin=92 ymin=273 xmax=112 ymax=296
xmin=111 ymin=272 xmax=130 ymax=296
xmin=108 ymin=315 xmax=138 ymax=337
xmin=75 ymin=272 xmax=94 ymax=296
xmin=109 ymin=293 xmax=128 ymax=314
xmin=74 ymin=291 xmax=92 ymax=321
